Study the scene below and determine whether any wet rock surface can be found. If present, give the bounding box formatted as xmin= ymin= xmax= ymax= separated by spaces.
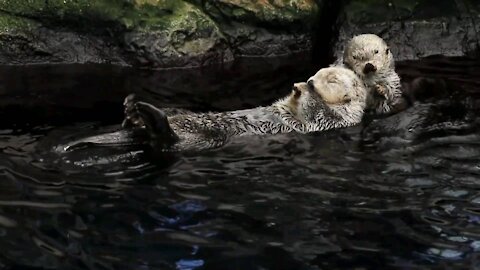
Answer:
xmin=334 ymin=0 xmax=480 ymax=61
xmin=1 ymin=0 xmax=479 ymax=68
xmin=0 ymin=0 xmax=320 ymax=68
xmin=188 ymin=0 xmax=320 ymax=56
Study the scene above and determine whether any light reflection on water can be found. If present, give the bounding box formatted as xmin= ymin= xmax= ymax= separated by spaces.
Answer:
xmin=0 ymin=56 xmax=479 ymax=269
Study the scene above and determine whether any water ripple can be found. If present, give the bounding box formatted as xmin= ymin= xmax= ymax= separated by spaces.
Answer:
xmin=0 ymin=57 xmax=479 ymax=269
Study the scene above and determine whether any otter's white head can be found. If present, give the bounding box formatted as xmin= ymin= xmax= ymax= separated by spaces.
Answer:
xmin=343 ymin=34 xmax=394 ymax=78
xmin=305 ymin=66 xmax=367 ymax=106
xmin=282 ymin=67 xmax=368 ymax=124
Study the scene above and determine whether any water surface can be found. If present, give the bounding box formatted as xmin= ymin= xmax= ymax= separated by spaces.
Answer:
xmin=0 ymin=56 xmax=479 ymax=269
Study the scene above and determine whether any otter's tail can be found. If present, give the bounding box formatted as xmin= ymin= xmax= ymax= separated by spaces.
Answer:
xmin=55 ymin=128 xmax=144 ymax=153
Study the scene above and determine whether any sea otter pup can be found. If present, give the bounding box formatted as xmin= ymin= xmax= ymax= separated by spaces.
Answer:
xmin=123 ymin=67 xmax=368 ymax=151
xmin=339 ymin=34 xmax=404 ymax=114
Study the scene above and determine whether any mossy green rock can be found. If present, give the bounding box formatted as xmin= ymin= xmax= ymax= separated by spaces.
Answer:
xmin=197 ymin=0 xmax=319 ymax=25
xmin=0 ymin=0 xmax=320 ymax=67
xmin=189 ymin=0 xmax=321 ymax=56
xmin=0 ymin=1 xmax=125 ymax=20
xmin=122 ymin=0 xmax=233 ymax=68
xmin=0 ymin=0 xmax=232 ymax=67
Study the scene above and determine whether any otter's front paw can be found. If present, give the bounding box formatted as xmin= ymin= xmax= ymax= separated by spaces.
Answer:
xmin=122 ymin=94 xmax=145 ymax=128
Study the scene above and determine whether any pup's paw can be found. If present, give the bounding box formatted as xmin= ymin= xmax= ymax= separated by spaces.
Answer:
xmin=374 ymin=84 xmax=388 ymax=98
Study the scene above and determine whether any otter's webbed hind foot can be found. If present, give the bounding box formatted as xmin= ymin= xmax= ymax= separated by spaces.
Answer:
xmin=130 ymin=101 xmax=180 ymax=148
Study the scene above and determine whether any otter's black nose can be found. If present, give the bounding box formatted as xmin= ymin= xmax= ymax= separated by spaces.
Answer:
xmin=363 ymin=63 xmax=376 ymax=74
xmin=292 ymin=83 xmax=303 ymax=97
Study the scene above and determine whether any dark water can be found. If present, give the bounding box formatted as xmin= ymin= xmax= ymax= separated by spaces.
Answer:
xmin=0 ymin=55 xmax=479 ymax=270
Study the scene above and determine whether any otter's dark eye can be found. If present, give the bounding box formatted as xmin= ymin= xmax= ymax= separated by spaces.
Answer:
xmin=374 ymin=50 xmax=379 ymax=54
xmin=353 ymin=55 xmax=357 ymax=60
xmin=386 ymin=48 xmax=390 ymax=55
xmin=307 ymin=80 xmax=314 ymax=89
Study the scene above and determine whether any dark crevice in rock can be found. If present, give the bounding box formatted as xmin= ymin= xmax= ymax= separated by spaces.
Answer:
xmin=311 ymin=0 xmax=345 ymax=67
xmin=459 ymin=0 xmax=480 ymax=51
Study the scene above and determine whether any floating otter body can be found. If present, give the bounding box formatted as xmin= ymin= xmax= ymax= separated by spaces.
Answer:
xmin=337 ymin=34 xmax=405 ymax=114
xmin=123 ymin=67 xmax=368 ymax=151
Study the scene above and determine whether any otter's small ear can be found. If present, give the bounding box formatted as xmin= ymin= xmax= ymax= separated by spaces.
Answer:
xmin=386 ymin=48 xmax=390 ymax=55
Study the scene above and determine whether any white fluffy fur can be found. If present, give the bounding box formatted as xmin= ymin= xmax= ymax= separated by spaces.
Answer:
xmin=337 ymin=34 xmax=403 ymax=114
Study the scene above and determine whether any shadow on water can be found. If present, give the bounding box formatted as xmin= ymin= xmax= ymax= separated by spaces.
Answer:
xmin=0 ymin=55 xmax=480 ymax=269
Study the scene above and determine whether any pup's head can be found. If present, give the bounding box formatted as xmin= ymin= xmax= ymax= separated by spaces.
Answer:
xmin=343 ymin=34 xmax=394 ymax=78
